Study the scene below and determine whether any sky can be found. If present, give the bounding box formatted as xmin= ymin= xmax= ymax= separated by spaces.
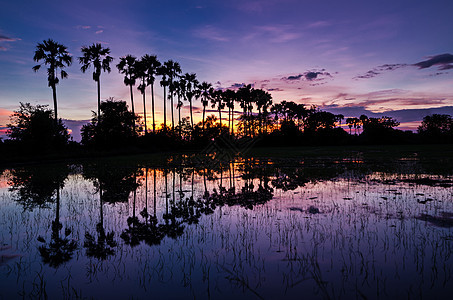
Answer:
xmin=1 ymin=0 xmax=452 ymax=140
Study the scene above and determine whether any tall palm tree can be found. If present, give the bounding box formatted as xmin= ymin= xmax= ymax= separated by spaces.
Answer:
xmin=224 ymin=89 xmax=236 ymax=135
xmin=236 ymin=85 xmax=253 ymax=136
xmin=117 ymin=55 xmax=137 ymax=130
xmin=158 ymin=65 xmax=169 ymax=131
xmin=254 ymin=89 xmax=272 ymax=134
xmin=173 ymin=79 xmax=185 ymax=137
xmin=163 ymin=60 xmax=181 ymax=131
xmin=79 ymin=43 xmax=113 ymax=121
xmin=181 ymin=73 xmax=199 ymax=128
xmin=141 ymin=55 xmax=161 ymax=133
xmin=199 ymin=81 xmax=212 ymax=131
xmin=211 ymin=89 xmax=225 ymax=130
xmin=135 ymin=59 xmax=148 ymax=134
xmin=33 ymin=39 xmax=72 ymax=124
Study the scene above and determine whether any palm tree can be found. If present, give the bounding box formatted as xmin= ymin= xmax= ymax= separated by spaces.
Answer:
xmin=181 ymin=73 xmax=199 ymax=128
xmin=346 ymin=117 xmax=354 ymax=134
xmin=254 ymin=89 xmax=272 ymax=134
xmin=135 ymin=59 xmax=148 ymax=134
xmin=140 ymin=55 xmax=161 ymax=133
xmin=223 ymin=89 xmax=236 ymax=135
xmin=236 ymin=85 xmax=253 ymax=136
xmin=79 ymin=43 xmax=113 ymax=120
xmin=199 ymin=81 xmax=212 ymax=131
xmin=211 ymin=89 xmax=225 ymax=130
xmin=158 ymin=65 xmax=169 ymax=131
xmin=33 ymin=39 xmax=72 ymax=124
xmin=164 ymin=60 xmax=182 ymax=131
xmin=173 ymin=79 xmax=185 ymax=137
xmin=117 ymin=55 xmax=137 ymax=130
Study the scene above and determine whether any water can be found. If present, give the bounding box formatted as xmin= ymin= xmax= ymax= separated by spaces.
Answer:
xmin=0 ymin=153 xmax=452 ymax=299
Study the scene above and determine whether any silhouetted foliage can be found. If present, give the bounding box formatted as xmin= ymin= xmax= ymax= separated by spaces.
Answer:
xmin=33 ymin=39 xmax=72 ymax=123
xmin=7 ymin=103 xmax=69 ymax=151
xmin=360 ymin=115 xmax=403 ymax=144
xmin=418 ymin=114 xmax=453 ymax=143
xmin=79 ymin=43 xmax=113 ymax=119
xmin=81 ymin=99 xmax=139 ymax=147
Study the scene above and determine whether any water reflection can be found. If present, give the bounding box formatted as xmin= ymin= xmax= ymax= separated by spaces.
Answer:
xmin=1 ymin=155 xmax=452 ymax=299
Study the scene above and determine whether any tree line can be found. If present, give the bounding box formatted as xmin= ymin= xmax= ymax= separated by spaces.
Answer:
xmin=2 ymin=38 xmax=453 ymax=156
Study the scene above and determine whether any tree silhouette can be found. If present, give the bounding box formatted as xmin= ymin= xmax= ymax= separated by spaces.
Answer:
xmin=182 ymin=73 xmax=199 ymax=128
xmin=32 ymin=39 xmax=72 ymax=124
xmin=164 ymin=60 xmax=182 ymax=131
xmin=211 ymin=89 xmax=225 ymax=130
xmin=117 ymin=55 xmax=137 ymax=132
xmin=418 ymin=114 xmax=453 ymax=141
xmin=223 ymin=89 xmax=236 ymax=135
xmin=135 ymin=58 xmax=149 ymax=134
xmin=81 ymin=99 xmax=139 ymax=147
xmin=199 ymin=81 xmax=212 ymax=131
xmin=7 ymin=102 xmax=69 ymax=150
xmin=173 ymin=79 xmax=186 ymax=137
xmin=79 ymin=43 xmax=113 ymax=120
xmin=158 ymin=65 xmax=169 ymax=132
xmin=140 ymin=54 xmax=161 ymax=133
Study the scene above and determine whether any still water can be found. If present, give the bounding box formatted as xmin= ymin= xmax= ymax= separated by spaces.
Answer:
xmin=0 ymin=153 xmax=452 ymax=299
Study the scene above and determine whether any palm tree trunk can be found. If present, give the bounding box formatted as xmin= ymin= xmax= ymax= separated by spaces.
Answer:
xmin=219 ymin=106 xmax=222 ymax=131
xmin=163 ymin=86 xmax=167 ymax=132
xmin=143 ymin=92 xmax=147 ymax=135
xmin=52 ymin=84 xmax=58 ymax=124
xmin=190 ymin=99 xmax=193 ymax=128
xmin=259 ymin=108 xmax=262 ymax=135
xmin=171 ymin=90 xmax=174 ymax=131
xmin=129 ymin=84 xmax=135 ymax=133
xmin=178 ymin=105 xmax=181 ymax=138
xmin=231 ymin=107 xmax=234 ymax=135
xmin=202 ymin=103 xmax=206 ymax=131
xmin=97 ymin=79 xmax=101 ymax=121
xmin=151 ymin=83 xmax=156 ymax=133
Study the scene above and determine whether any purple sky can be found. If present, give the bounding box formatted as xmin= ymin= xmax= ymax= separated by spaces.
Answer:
xmin=1 ymin=0 xmax=452 ymax=140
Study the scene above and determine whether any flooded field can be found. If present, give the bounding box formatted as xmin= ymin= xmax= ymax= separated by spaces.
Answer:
xmin=1 ymin=151 xmax=452 ymax=299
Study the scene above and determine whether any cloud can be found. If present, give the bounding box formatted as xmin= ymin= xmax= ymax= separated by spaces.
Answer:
xmin=282 ymin=69 xmax=332 ymax=82
xmin=285 ymin=74 xmax=303 ymax=81
xmin=0 ymin=34 xmax=20 ymax=42
xmin=354 ymin=64 xmax=408 ymax=79
xmin=246 ymin=25 xmax=301 ymax=43
xmin=0 ymin=34 xmax=21 ymax=50
xmin=193 ymin=25 xmax=229 ymax=42
xmin=95 ymin=30 xmax=104 ymax=34
xmin=323 ymin=105 xmax=453 ymax=124
xmin=307 ymin=21 xmax=331 ymax=28
xmin=76 ymin=25 xmax=91 ymax=30
xmin=355 ymin=53 xmax=453 ymax=80
xmin=225 ymin=83 xmax=253 ymax=90
xmin=267 ymin=88 xmax=283 ymax=92
xmin=414 ymin=53 xmax=453 ymax=70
